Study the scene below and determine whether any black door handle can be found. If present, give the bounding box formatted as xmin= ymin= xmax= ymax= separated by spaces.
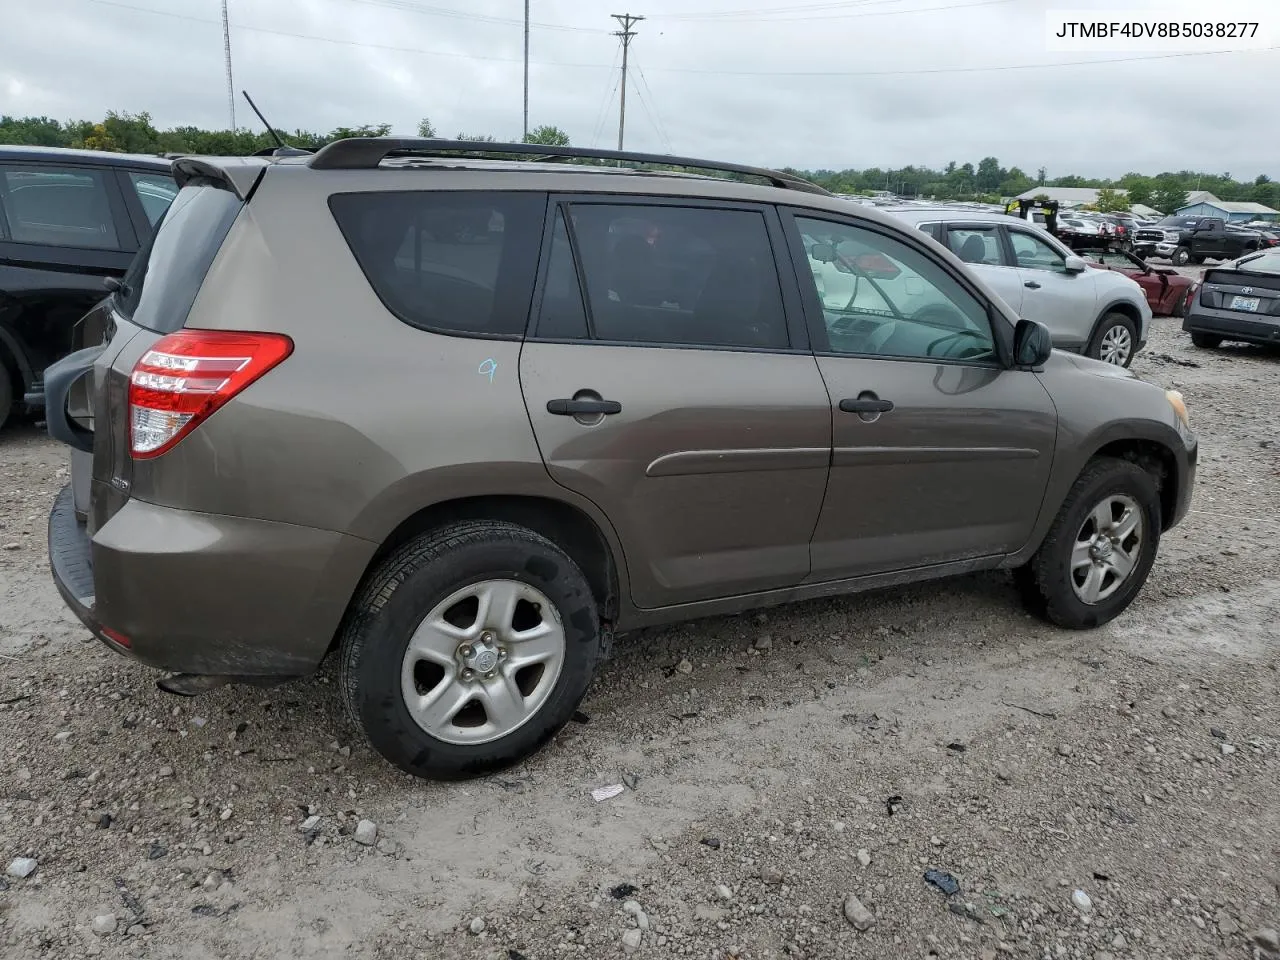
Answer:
xmin=1024 ymin=280 xmax=1042 ymax=289
xmin=547 ymin=398 xmax=622 ymax=416
xmin=839 ymin=398 xmax=894 ymax=414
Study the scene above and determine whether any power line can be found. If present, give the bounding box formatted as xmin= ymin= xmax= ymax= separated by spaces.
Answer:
xmin=652 ymin=0 xmax=1018 ymax=23
xmin=632 ymin=60 xmax=673 ymax=152
xmin=68 ymin=0 xmax=1279 ymax=80
xmin=611 ymin=13 xmax=644 ymax=151
xmin=333 ymin=0 xmax=604 ymax=33
xmin=589 ymin=43 xmax=625 ymax=148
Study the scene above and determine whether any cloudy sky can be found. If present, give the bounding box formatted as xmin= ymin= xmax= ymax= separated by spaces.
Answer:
xmin=3 ymin=0 xmax=1278 ymax=178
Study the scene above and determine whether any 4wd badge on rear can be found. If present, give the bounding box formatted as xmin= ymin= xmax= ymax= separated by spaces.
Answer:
xmin=111 ymin=476 xmax=130 ymax=492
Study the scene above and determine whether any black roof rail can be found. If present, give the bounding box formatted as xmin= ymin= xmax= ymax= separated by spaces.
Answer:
xmin=307 ymin=137 xmax=829 ymax=195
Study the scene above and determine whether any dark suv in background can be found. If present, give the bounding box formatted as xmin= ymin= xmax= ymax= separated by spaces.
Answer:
xmin=44 ymin=140 xmax=1197 ymax=781
xmin=0 ymin=145 xmax=176 ymax=429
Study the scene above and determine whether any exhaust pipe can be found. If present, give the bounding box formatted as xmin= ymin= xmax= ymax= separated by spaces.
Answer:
xmin=157 ymin=674 xmax=234 ymax=696
xmin=157 ymin=674 xmax=299 ymax=696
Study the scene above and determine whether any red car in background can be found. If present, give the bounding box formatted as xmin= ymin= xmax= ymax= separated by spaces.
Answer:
xmin=1090 ymin=250 xmax=1196 ymax=316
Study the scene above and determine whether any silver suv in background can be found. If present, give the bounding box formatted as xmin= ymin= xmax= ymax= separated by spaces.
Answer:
xmin=44 ymin=140 xmax=1196 ymax=780
xmin=883 ymin=206 xmax=1152 ymax=367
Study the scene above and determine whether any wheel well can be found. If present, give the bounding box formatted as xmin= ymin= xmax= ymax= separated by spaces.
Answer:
xmin=1092 ymin=440 xmax=1177 ymax=530
xmin=363 ymin=495 xmax=619 ymax=624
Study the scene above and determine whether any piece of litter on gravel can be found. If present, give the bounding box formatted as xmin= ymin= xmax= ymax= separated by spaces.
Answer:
xmin=299 ymin=815 xmax=321 ymax=833
xmin=591 ymin=783 xmax=625 ymax=803
xmin=1210 ymin=727 xmax=1227 ymax=739
xmin=1071 ymin=889 xmax=1093 ymax=914
xmin=924 ymin=870 xmax=961 ymax=896
xmin=700 ymin=836 xmax=721 ymax=850
xmin=6 ymin=858 xmax=37 ymax=879
xmin=946 ymin=742 xmax=966 ymax=753
xmin=885 ymin=795 xmax=905 ymax=816
xmin=621 ymin=771 xmax=640 ymax=790
xmin=610 ymin=883 xmax=639 ymax=900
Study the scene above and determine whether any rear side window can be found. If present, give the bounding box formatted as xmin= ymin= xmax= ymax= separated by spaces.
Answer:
xmin=560 ymin=203 xmax=789 ymax=349
xmin=118 ymin=181 xmax=243 ymax=333
xmin=128 ymin=171 xmax=178 ymax=227
xmin=0 ymin=165 xmax=120 ymax=249
xmin=329 ymin=191 xmax=545 ymax=337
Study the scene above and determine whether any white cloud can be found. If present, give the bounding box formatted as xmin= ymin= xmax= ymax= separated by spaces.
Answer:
xmin=5 ymin=0 xmax=1278 ymax=178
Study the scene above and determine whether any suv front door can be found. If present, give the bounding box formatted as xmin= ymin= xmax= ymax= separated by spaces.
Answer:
xmin=1005 ymin=225 xmax=1099 ymax=351
xmin=782 ymin=211 xmax=1058 ymax=580
xmin=519 ymin=198 xmax=832 ymax=609
xmin=937 ymin=222 xmax=1025 ymax=315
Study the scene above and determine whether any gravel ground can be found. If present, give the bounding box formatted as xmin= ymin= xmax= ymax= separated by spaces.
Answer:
xmin=1 ymin=298 xmax=1278 ymax=960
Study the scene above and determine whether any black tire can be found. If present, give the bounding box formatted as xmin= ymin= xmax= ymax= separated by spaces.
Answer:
xmin=1171 ymin=246 xmax=1191 ymax=266
xmin=1190 ymin=332 xmax=1222 ymax=349
xmin=1190 ymin=254 xmax=1206 ymax=265
xmin=0 ymin=362 xmax=12 ymax=431
xmin=1018 ymin=458 xmax=1161 ymax=629
xmin=339 ymin=519 xmax=602 ymax=780
xmin=1086 ymin=311 xmax=1137 ymax=367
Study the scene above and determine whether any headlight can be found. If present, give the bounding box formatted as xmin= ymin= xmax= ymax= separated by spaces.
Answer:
xmin=1166 ymin=389 xmax=1189 ymax=428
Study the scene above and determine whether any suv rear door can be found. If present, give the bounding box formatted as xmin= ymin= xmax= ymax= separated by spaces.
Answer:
xmin=934 ymin=221 xmax=1025 ymax=316
xmin=519 ymin=197 xmax=831 ymax=609
xmin=780 ymin=209 xmax=1057 ymax=579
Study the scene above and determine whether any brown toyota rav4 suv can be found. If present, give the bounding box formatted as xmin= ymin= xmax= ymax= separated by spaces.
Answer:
xmin=45 ymin=140 xmax=1197 ymax=780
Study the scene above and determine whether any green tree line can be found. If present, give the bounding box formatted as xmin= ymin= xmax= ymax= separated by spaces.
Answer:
xmin=0 ymin=111 xmax=571 ymax=156
xmin=787 ymin=157 xmax=1279 ymax=215
xmin=3 ymin=112 xmax=1276 ymax=215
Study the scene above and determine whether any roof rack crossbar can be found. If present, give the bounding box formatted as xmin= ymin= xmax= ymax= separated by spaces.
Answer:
xmin=307 ymin=138 xmax=829 ymax=195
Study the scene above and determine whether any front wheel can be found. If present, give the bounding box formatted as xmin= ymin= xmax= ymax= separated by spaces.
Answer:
xmin=1190 ymin=332 xmax=1222 ymax=349
xmin=1171 ymin=246 xmax=1191 ymax=266
xmin=340 ymin=520 xmax=603 ymax=780
xmin=1018 ymin=458 xmax=1161 ymax=629
xmin=1087 ymin=312 xmax=1137 ymax=367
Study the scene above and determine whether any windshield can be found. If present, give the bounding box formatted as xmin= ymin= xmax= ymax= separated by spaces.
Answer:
xmin=1157 ymin=217 xmax=1201 ymax=228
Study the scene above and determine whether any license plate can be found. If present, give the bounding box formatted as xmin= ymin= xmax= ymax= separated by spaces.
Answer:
xmin=1230 ymin=295 xmax=1261 ymax=312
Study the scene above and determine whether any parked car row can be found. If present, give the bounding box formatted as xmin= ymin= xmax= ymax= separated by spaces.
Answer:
xmin=1133 ymin=215 xmax=1270 ymax=265
xmin=38 ymin=139 xmax=1196 ymax=780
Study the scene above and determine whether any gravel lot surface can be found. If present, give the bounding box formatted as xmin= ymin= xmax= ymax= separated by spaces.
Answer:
xmin=1 ymin=294 xmax=1278 ymax=960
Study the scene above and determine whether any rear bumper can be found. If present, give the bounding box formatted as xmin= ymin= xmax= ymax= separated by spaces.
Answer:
xmin=49 ymin=486 xmax=376 ymax=676
xmin=1182 ymin=308 xmax=1280 ymax=346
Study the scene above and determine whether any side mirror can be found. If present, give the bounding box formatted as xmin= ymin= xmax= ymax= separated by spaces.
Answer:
xmin=810 ymin=242 xmax=837 ymax=264
xmin=1013 ymin=318 xmax=1053 ymax=368
xmin=1063 ymin=255 xmax=1087 ymax=273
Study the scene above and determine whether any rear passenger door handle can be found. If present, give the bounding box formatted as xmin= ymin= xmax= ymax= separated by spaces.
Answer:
xmin=547 ymin=398 xmax=622 ymax=416
xmin=1024 ymin=281 xmax=1042 ymax=289
xmin=839 ymin=398 xmax=894 ymax=414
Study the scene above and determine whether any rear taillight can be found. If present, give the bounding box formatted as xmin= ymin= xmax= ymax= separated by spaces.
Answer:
xmin=129 ymin=330 xmax=293 ymax=459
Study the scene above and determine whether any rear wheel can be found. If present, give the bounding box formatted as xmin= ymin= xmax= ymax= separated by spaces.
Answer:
xmin=339 ymin=520 xmax=602 ymax=780
xmin=1190 ymin=332 xmax=1222 ymax=349
xmin=1171 ymin=246 xmax=1191 ymax=266
xmin=1190 ymin=254 xmax=1206 ymax=265
xmin=0 ymin=362 xmax=12 ymax=430
xmin=1087 ymin=312 xmax=1137 ymax=367
xmin=1019 ymin=458 xmax=1161 ymax=629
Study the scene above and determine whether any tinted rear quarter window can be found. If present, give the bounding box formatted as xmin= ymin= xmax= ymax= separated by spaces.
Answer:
xmin=118 ymin=180 xmax=243 ymax=333
xmin=0 ymin=165 xmax=120 ymax=249
xmin=329 ymin=191 xmax=546 ymax=337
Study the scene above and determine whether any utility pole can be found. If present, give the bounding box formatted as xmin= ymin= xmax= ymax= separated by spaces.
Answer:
xmin=611 ymin=13 xmax=643 ymax=150
xmin=522 ymin=0 xmax=530 ymax=141
xmin=221 ymin=0 xmax=236 ymax=131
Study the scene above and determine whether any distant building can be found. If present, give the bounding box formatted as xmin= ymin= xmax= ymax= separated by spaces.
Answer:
xmin=1013 ymin=186 xmax=1162 ymax=216
xmin=1175 ymin=196 xmax=1279 ymax=223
